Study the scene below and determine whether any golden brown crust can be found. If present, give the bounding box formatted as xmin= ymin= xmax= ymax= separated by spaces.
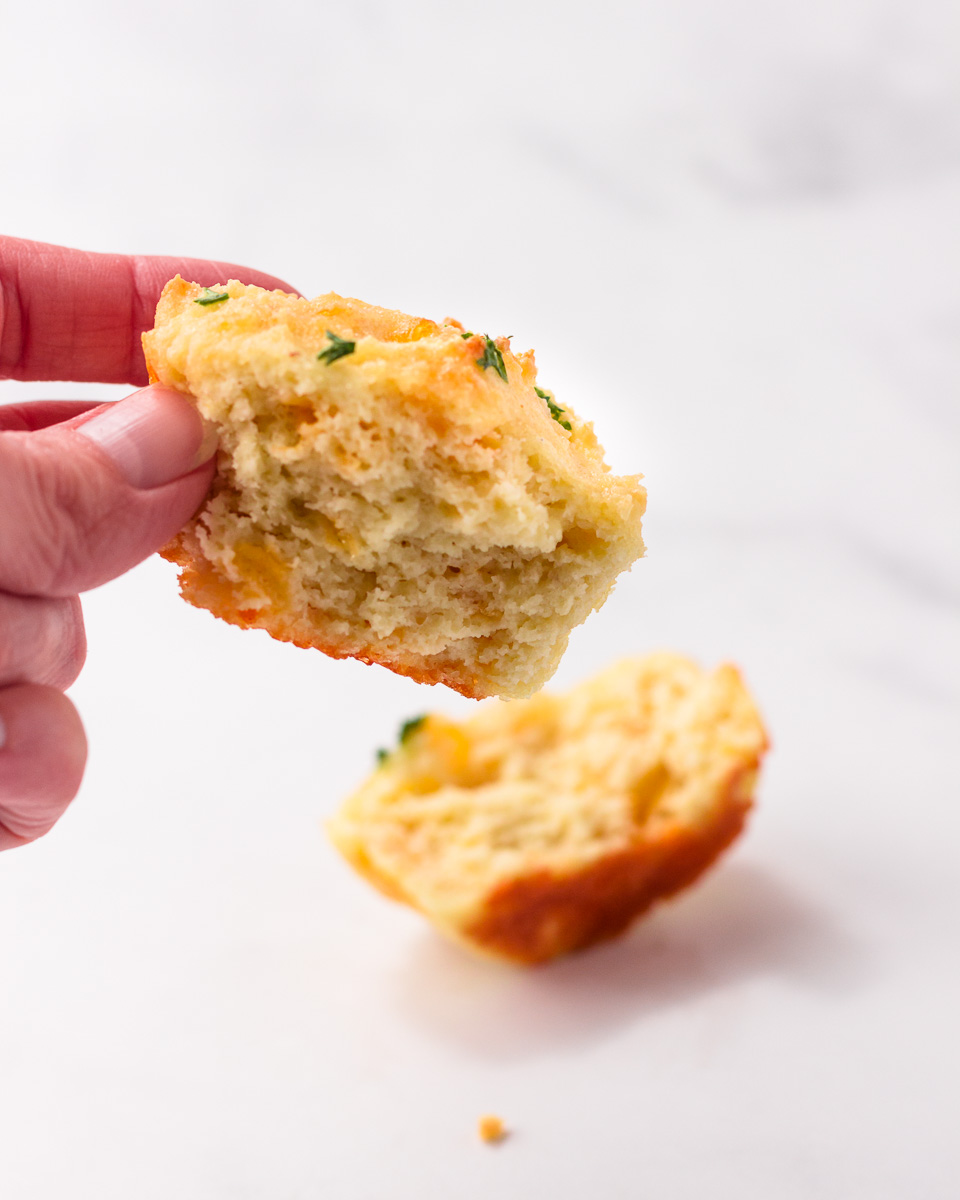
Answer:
xmin=464 ymin=771 xmax=754 ymax=964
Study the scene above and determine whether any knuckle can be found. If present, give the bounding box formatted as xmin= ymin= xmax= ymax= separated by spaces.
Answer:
xmin=0 ymin=593 xmax=86 ymax=689
xmin=36 ymin=596 xmax=87 ymax=689
xmin=48 ymin=597 xmax=87 ymax=688
xmin=0 ymin=433 xmax=125 ymax=595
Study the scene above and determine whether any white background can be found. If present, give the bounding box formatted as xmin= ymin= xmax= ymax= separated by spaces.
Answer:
xmin=1 ymin=2 xmax=959 ymax=1196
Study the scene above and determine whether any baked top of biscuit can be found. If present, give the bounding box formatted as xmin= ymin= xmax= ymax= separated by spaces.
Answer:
xmin=144 ymin=278 xmax=645 ymax=698
xmin=329 ymin=653 xmax=768 ymax=963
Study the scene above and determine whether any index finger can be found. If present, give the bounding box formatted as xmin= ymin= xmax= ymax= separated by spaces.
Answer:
xmin=0 ymin=400 xmax=103 ymax=432
xmin=0 ymin=236 xmax=298 ymax=386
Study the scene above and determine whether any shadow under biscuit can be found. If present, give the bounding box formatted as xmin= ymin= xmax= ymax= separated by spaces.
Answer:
xmin=387 ymin=860 xmax=871 ymax=1061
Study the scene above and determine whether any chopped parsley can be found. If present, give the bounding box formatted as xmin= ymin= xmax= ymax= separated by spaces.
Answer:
xmin=476 ymin=335 xmax=508 ymax=382
xmin=399 ymin=715 xmax=427 ymax=744
xmin=460 ymin=331 xmax=474 ymax=339
xmin=317 ymin=330 xmax=356 ymax=365
xmin=374 ymin=715 xmax=428 ymax=765
xmin=374 ymin=715 xmax=432 ymax=763
xmin=536 ymin=386 xmax=572 ymax=431
xmin=194 ymin=287 xmax=230 ymax=306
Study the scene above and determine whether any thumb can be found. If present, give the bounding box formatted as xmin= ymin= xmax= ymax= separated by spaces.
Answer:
xmin=0 ymin=386 xmax=216 ymax=597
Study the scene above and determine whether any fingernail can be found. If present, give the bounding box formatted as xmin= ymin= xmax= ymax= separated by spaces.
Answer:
xmin=75 ymin=386 xmax=218 ymax=490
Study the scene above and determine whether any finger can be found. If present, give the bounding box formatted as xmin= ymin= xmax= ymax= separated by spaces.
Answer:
xmin=0 ymin=593 xmax=86 ymax=689
xmin=0 ymin=384 xmax=217 ymax=596
xmin=0 ymin=400 xmax=102 ymax=433
xmin=0 ymin=684 xmax=87 ymax=850
xmin=0 ymin=235 xmax=298 ymax=385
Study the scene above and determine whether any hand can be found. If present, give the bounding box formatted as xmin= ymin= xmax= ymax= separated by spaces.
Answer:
xmin=0 ymin=236 xmax=295 ymax=850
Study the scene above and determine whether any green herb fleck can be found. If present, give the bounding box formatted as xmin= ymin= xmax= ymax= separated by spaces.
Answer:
xmin=399 ymin=715 xmax=427 ymax=744
xmin=460 ymin=331 xmax=474 ymax=339
xmin=317 ymin=330 xmax=356 ymax=365
xmin=375 ymin=747 xmax=390 ymax=766
xmin=194 ymin=287 xmax=230 ymax=306
xmin=536 ymin=386 xmax=572 ymax=431
xmin=476 ymin=335 xmax=508 ymax=382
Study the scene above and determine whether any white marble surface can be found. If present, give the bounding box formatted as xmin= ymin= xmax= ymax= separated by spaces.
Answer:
xmin=1 ymin=2 xmax=958 ymax=1197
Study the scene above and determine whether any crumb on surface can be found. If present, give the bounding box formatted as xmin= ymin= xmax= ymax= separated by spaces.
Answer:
xmin=478 ymin=1114 xmax=507 ymax=1144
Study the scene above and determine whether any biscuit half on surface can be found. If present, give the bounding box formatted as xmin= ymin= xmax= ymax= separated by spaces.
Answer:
xmin=143 ymin=278 xmax=645 ymax=699
xmin=328 ymin=654 xmax=769 ymax=965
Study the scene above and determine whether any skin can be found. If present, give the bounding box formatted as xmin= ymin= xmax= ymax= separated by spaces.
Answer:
xmin=0 ymin=236 xmax=295 ymax=850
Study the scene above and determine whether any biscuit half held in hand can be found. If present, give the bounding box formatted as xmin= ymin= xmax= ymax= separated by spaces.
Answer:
xmin=328 ymin=654 xmax=769 ymax=964
xmin=142 ymin=278 xmax=645 ymax=699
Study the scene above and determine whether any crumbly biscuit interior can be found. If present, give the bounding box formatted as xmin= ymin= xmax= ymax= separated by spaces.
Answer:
xmin=330 ymin=654 xmax=767 ymax=924
xmin=148 ymin=279 xmax=645 ymax=698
